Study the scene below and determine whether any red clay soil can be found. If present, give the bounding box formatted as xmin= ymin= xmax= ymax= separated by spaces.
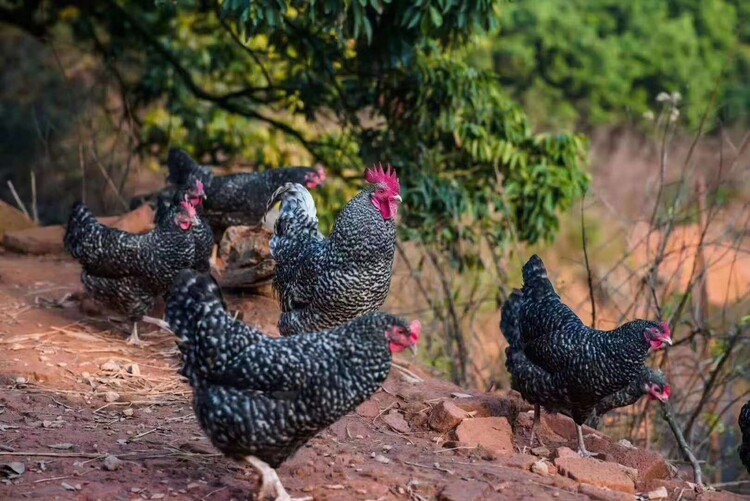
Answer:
xmin=0 ymin=253 xmax=742 ymax=500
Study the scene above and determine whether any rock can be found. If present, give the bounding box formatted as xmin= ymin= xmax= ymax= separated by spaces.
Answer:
xmin=578 ymin=484 xmax=635 ymax=501
xmin=0 ymin=200 xmax=35 ymax=240
xmin=531 ymin=446 xmax=551 ymax=457
xmin=531 ymin=460 xmax=549 ymax=476
xmin=555 ymin=456 xmax=635 ymax=494
xmin=14 ymin=377 xmax=27 ymax=385
xmin=646 ymin=486 xmax=669 ymax=500
xmin=429 ymin=401 xmax=469 ymax=432
xmin=437 ymin=480 xmax=491 ymax=501
xmin=215 ymin=226 xmax=275 ymax=289
xmin=494 ymin=453 xmax=538 ymax=471
xmin=122 ymin=408 xmax=134 ymax=417
xmin=110 ymin=205 xmax=155 ymax=234
xmin=102 ymin=455 xmax=122 ymax=471
xmin=355 ymin=400 xmax=381 ymax=419
xmin=383 ymin=410 xmax=410 ymax=433
xmin=372 ymin=454 xmax=390 ymax=464
xmin=104 ymin=391 xmax=120 ymax=403
xmin=455 ymin=416 xmax=514 ymax=458
xmin=100 ymin=361 xmax=121 ymax=372
xmin=588 ymin=434 xmax=670 ymax=485
xmin=4 ymin=225 xmax=65 ymax=255
xmin=555 ymin=447 xmax=579 ymax=459
xmin=127 ymin=363 xmax=141 ymax=376
xmin=544 ymin=413 xmax=599 ymax=441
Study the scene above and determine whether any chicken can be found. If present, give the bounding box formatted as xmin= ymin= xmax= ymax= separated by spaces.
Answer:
xmin=267 ymin=164 xmax=402 ymax=336
xmin=154 ymin=176 xmax=213 ymax=273
xmin=64 ymin=189 xmax=201 ymax=344
xmin=739 ymin=401 xmax=750 ymax=474
xmin=133 ymin=148 xmax=326 ymax=241
xmin=584 ymin=367 xmax=671 ymax=429
xmin=500 ymin=254 xmax=672 ymax=455
xmin=166 ymin=270 xmax=420 ymax=500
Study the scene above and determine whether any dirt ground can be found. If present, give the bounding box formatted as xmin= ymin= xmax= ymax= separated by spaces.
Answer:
xmin=0 ymin=252 xmax=742 ymax=501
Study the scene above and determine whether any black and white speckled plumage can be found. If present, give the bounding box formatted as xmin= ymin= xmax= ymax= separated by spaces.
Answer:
xmin=501 ymin=254 xmax=668 ymax=426
xmin=166 ymin=270 xmax=409 ymax=467
xmin=268 ymin=183 xmax=397 ymax=336
xmin=739 ymin=401 xmax=750 ymax=473
xmin=64 ymin=194 xmax=198 ymax=323
xmin=154 ymin=179 xmax=214 ymax=274
xmin=141 ymin=148 xmax=324 ymax=241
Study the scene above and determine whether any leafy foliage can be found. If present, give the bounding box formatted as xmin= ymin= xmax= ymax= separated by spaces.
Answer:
xmin=1 ymin=0 xmax=588 ymax=255
xmin=481 ymin=0 xmax=747 ymax=130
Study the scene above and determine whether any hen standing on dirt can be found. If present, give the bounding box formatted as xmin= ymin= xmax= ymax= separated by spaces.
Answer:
xmin=500 ymin=255 xmax=672 ymax=456
xmin=166 ymin=270 xmax=420 ymax=500
xmin=267 ymin=164 xmax=402 ymax=337
xmin=738 ymin=401 xmax=750 ymax=473
xmin=148 ymin=148 xmax=326 ymax=241
xmin=64 ymin=191 xmax=201 ymax=345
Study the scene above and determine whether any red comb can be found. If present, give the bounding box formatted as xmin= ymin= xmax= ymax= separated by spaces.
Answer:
xmin=663 ymin=385 xmax=672 ymax=399
xmin=180 ymin=200 xmax=197 ymax=218
xmin=409 ymin=319 xmax=422 ymax=343
xmin=365 ymin=163 xmax=400 ymax=195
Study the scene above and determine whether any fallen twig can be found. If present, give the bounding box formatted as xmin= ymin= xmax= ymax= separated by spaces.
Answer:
xmin=661 ymin=402 xmax=703 ymax=488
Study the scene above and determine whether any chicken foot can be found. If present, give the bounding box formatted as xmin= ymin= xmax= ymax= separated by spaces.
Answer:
xmin=576 ymin=424 xmax=593 ymax=457
xmin=529 ymin=404 xmax=546 ymax=448
xmin=244 ymin=456 xmax=295 ymax=501
xmin=126 ymin=323 xmax=143 ymax=346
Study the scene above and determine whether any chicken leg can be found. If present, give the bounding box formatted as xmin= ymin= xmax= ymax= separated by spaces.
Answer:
xmin=576 ymin=424 xmax=593 ymax=457
xmin=529 ymin=404 xmax=546 ymax=448
xmin=245 ymin=456 xmax=291 ymax=501
xmin=126 ymin=322 xmax=142 ymax=345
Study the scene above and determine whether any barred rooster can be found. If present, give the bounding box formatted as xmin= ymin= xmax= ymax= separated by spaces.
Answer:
xmin=135 ymin=148 xmax=326 ymax=241
xmin=267 ymin=164 xmax=401 ymax=336
xmin=166 ymin=270 xmax=420 ymax=500
xmin=500 ymin=255 xmax=672 ymax=455
xmin=64 ymin=189 xmax=201 ymax=344
xmin=739 ymin=401 xmax=750 ymax=474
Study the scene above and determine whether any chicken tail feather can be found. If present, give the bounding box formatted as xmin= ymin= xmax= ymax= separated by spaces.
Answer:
xmin=500 ymin=289 xmax=525 ymax=351
xmin=64 ymin=202 xmax=102 ymax=261
xmin=167 ymin=148 xmax=210 ymax=187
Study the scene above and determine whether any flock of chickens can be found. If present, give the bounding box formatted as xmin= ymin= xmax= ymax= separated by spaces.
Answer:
xmin=59 ymin=149 xmax=747 ymax=498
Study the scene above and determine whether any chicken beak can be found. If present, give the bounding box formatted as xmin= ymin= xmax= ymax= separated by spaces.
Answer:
xmin=409 ymin=344 xmax=418 ymax=356
xmin=393 ymin=194 xmax=402 ymax=202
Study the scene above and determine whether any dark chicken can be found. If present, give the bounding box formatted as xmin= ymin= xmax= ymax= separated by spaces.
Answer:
xmin=134 ymin=148 xmax=326 ymax=241
xmin=154 ymin=176 xmax=213 ymax=273
xmin=166 ymin=270 xmax=420 ymax=500
xmin=739 ymin=401 xmax=750 ymax=474
xmin=64 ymin=189 xmax=202 ymax=344
xmin=267 ymin=164 xmax=402 ymax=336
xmin=500 ymin=255 xmax=672 ymax=455
xmin=584 ymin=367 xmax=671 ymax=429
